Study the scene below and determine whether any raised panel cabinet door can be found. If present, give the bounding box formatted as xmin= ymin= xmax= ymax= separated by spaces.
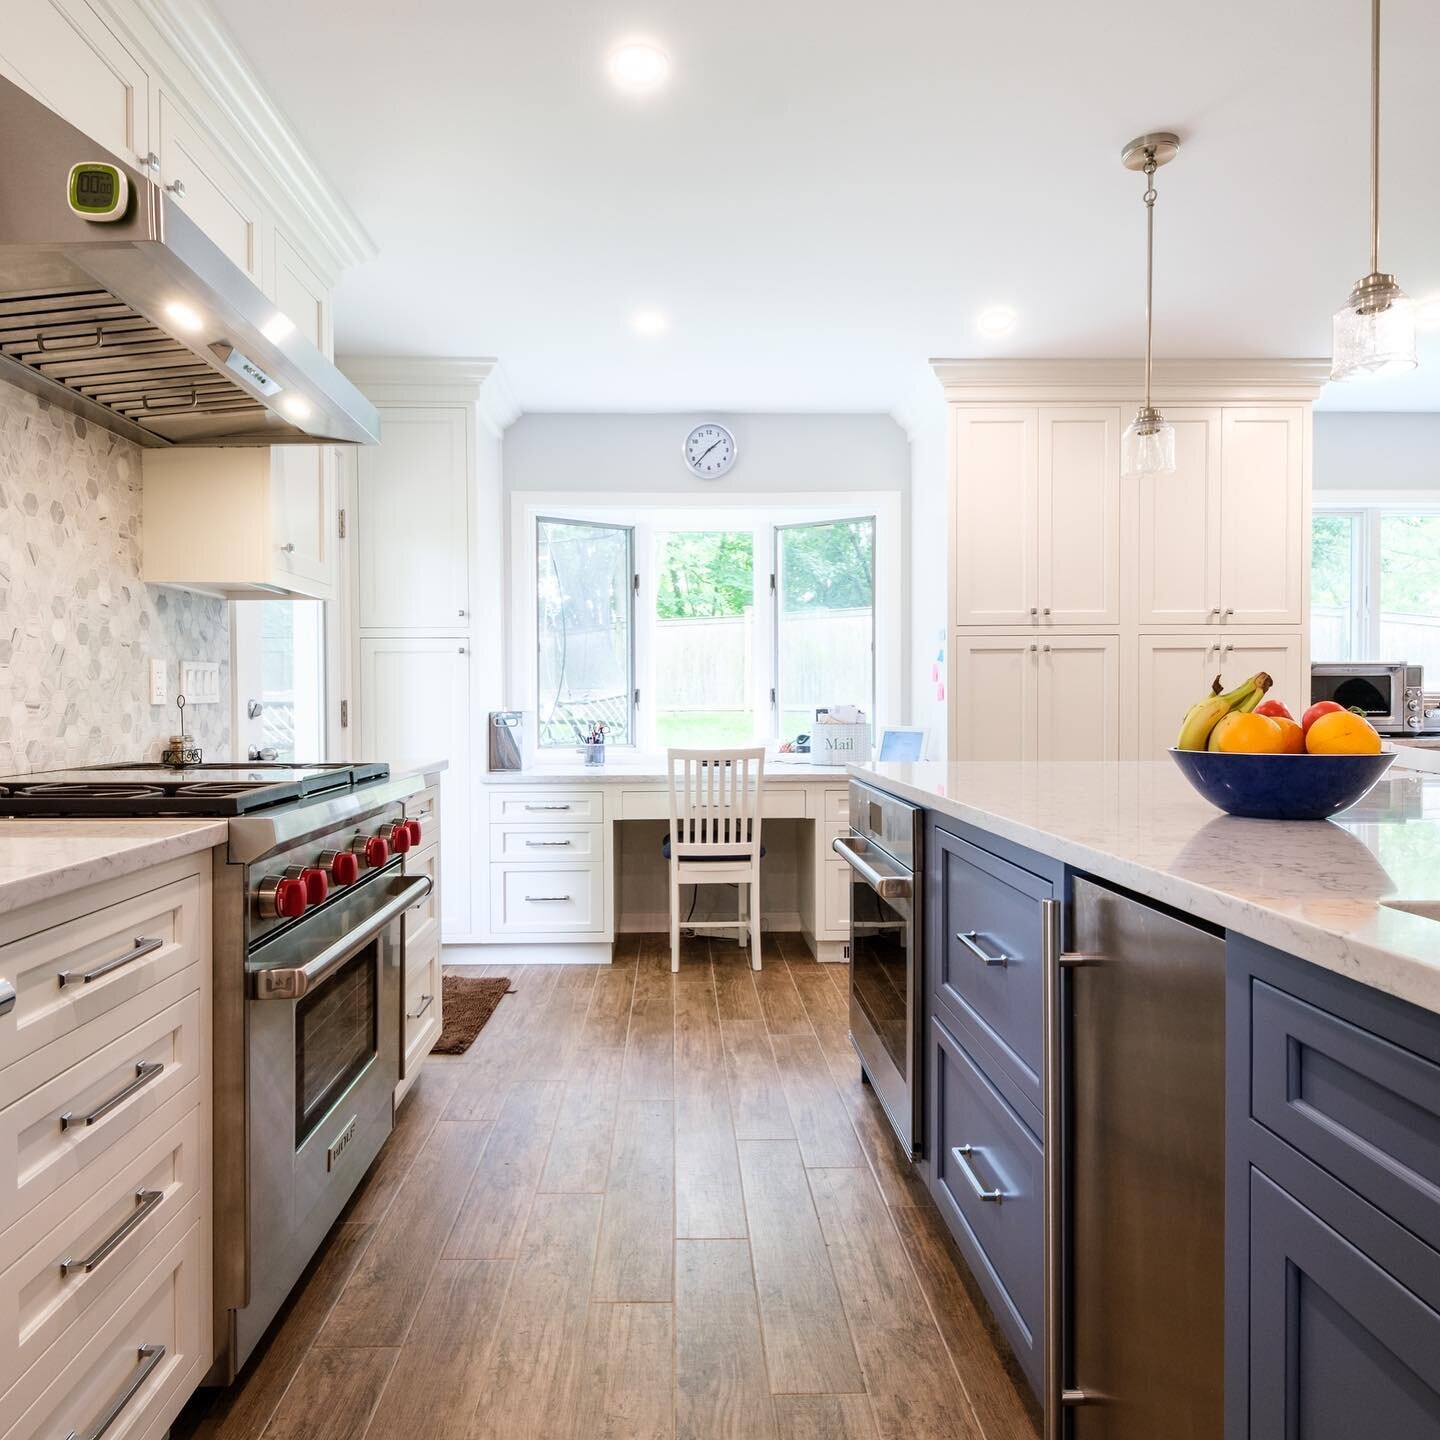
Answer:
xmin=1214 ymin=633 xmax=1305 ymax=707
xmin=1038 ymin=408 xmax=1120 ymax=626
xmin=358 ymin=407 xmax=470 ymax=630
xmin=1137 ymin=634 xmax=1222 ymax=760
xmin=954 ymin=409 xmax=1038 ymax=626
xmin=271 ymin=446 xmax=334 ymax=593
xmin=950 ymin=636 xmax=1038 ymax=762
xmin=1037 ymin=635 xmax=1120 ymax=761
xmin=270 ymin=230 xmax=331 ymax=355
xmin=1220 ymin=407 xmax=1305 ymax=625
xmin=359 ymin=638 xmax=472 ymax=937
xmin=0 ymin=0 xmax=150 ymax=165
xmin=1135 ymin=408 xmax=1222 ymax=626
xmin=158 ymin=92 xmax=266 ymax=284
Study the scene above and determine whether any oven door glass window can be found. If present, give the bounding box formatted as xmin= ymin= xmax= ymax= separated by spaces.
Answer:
xmin=295 ymin=942 xmax=378 ymax=1146
xmin=849 ymin=876 xmax=910 ymax=1076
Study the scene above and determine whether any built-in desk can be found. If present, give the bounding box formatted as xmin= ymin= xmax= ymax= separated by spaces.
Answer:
xmin=470 ymin=759 xmax=853 ymax=964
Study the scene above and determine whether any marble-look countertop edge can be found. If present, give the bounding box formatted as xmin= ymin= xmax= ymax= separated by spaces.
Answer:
xmin=482 ymin=762 xmax=852 ymax=783
xmin=388 ymin=757 xmax=449 ymax=781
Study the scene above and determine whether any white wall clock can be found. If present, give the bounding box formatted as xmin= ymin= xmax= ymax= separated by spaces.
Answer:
xmin=683 ymin=422 xmax=737 ymax=478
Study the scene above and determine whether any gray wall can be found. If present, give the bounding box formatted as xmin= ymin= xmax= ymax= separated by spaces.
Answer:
xmin=0 ymin=382 xmax=230 ymax=773
xmin=1314 ymin=412 xmax=1440 ymax=492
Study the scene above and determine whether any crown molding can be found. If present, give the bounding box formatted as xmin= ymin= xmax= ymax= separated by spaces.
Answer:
xmin=339 ymin=356 xmax=522 ymax=431
xmin=116 ymin=0 xmax=377 ymax=275
xmin=929 ymin=358 xmax=1332 ymax=406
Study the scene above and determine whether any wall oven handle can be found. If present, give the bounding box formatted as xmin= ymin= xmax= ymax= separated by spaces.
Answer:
xmin=59 ymin=935 xmax=164 ymax=988
xmin=61 ymin=1188 xmax=164 ymax=1276
xmin=61 ymin=1061 xmax=163 ymax=1131
xmin=250 ymin=875 xmax=433 ymax=1001
xmin=957 ymin=930 xmax=1009 ymax=967
xmin=831 ymin=836 xmax=911 ymax=899
xmin=952 ymin=1145 xmax=1005 ymax=1202
xmin=65 ymin=1343 xmax=166 ymax=1440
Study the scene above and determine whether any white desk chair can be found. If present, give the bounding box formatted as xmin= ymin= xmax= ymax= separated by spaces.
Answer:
xmin=664 ymin=747 xmax=766 ymax=973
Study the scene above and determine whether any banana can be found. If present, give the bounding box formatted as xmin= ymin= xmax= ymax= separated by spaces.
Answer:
xmin=1175 ymin=671 xmax=1274 ymax=750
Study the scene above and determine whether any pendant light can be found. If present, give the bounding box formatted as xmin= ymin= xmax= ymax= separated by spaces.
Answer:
xmin=1331 ymin=0 xmax=1416 ymax=380
xmin=1120 ymin=132 xmax=1180 ymax=480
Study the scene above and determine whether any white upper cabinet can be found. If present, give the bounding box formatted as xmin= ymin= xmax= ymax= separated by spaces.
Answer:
xmin=270 ymin=229 xmax=332 ymax=357
xmin=271 ymin=447 xmax=335 ymax=590
xmin=358 ymin=407 xmax=470 ymax=631
xmin=1039 ymin=409 xmax=1120 ymax=626
xmin=1135 ymin=408 xmax=1222 ymax=627
xmin=1220 ymin=408 xmax=1305 ymax=626
xmin=1037 ymin=635 xmax=1120 ymax=760
xmin=950 ymin=635 xmax=1039 ymax=761
xmin=0 ymin=1 xmax=150 ymax=166
xmin=954 ymin=409 xmax=1037 ymax=626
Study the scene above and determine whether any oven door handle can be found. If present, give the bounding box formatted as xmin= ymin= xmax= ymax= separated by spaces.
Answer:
xmin=831 ymin=836 xmax=912 ymax=899
xmin=250 ymin=875 xmax=433 ymax=1000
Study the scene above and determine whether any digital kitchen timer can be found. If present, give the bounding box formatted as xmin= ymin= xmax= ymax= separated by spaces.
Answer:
xmin=67 ymin=161 xmax=129 ymax=221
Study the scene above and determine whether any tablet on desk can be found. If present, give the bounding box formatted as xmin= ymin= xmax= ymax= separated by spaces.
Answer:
xmin=875 ymin=726 xmax=929 ymax=763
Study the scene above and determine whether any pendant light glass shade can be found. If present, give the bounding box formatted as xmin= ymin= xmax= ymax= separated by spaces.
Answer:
xmin=1331 ymin=279 xmax=1416 ymax=380
xmin=1121 ymin=408 xmax=1176 ymax=480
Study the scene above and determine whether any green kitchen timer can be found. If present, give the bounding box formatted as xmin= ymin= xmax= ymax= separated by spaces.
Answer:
xmin=67 ymin=161 xmax=129 ymax=221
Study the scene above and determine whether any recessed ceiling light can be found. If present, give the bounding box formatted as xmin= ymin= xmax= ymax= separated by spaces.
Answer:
xmin=279 ymin=395 xmax=312 ymax=421
xmin=1415 ymin=296 xmax=1440 ymax=330
xmin=164 ymin=300 xmax=203 ymax=333
xmin=976 ymin=306 xmax=1017 ymax=338
xmin=631 ymin=308 xmax=669 ymax=337
xmin=607 ymin=40 xmax=670 ymax=94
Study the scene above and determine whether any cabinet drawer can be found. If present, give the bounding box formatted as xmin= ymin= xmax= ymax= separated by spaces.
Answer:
xmin=0 ymin=1108 xmax=200 ymax=1399
xmin=403 ymin=843 xmax=439 ymax=955
xmin=402 ymin=940 xmax=441 ymax=1081
xmin=489 ymin=790 xmax=604 ymax=824
xmin=1252 ymin=979 xmax=1440 ymax=1256
xmin=931 ymin=829 xmax=1050 ymax=1110
xmin=406 ymin=784 xmax=440 ymax=843
xmin=930 ymin=1016 xmax=1042 ymax=1391
xmin=821 ymin=788 xmax=850 ymax=823
xmin=0 ymin=873 xmax=204 ymax=1100
xmin=0 ymin=986 xmax=202 ymax=1240
xmin=490 ymin=865 xmax=603 ymax=934
xmin=618 ymin=789 xmax=805 ymax=821
xmin=0 ymin=1209 xmax=205 ymax=1440
xmin=490 ymin=824 xmax=600 ymax=863
xmin=822 ymin=862 xmax=851 ymax=938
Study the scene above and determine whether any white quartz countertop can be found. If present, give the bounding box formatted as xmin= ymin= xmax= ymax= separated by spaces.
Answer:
xmin=0 ymin=819 xmax=229 ymax=918
xmin=850 ymin=759 xmax=1440 ymax=1016
xmin=388 ymin=757 xmax=449 ymax=782
xmin=484 ymin=755 xmax=851 ymax=782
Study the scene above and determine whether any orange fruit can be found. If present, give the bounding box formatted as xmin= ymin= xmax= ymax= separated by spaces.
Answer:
xmin=1272 ymin=717 xmax=1305 ymax=753
xmin=1208 ymin=712 xmax=1285 ymax=753
xmin=1305 ymin=710 xmax=1382 ymax=755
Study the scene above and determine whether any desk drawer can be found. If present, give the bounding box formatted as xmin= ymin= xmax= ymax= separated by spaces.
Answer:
xmin=0 ymin=873 xmax=204 ymax=1099
xmin=489 ymin=790 xmax=604 ymax=824
xmin=821 ymin=788 xmax=850 ymax=823
xmin=403 ymin=938 xmax=441 ymax=1080
xmin=619 ymin=788 xmax=805 ymax=821
xmin=490 ymin=864 xmax=604 ymax=934
xmin=490 ymin=824 xmax=600 ymax=863
xmin=0 ymin=985 xmax=202 ymax=1240
xmin=0 ymin=1108 xmax=200 ymax=1398
xmin=1 ymin=1208 xmax=205 ymax=1440
xmin=822 ymin=862 xmax=851 ymax=938
xmin=403 ymin=843 xmax=440 ymax=955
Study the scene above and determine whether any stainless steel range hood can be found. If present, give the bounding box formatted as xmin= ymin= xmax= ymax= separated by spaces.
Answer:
xmin=0 ymin=77 xmax=378 ymax=447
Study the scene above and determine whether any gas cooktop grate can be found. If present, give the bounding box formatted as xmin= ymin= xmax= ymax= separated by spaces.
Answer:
xmin=14 ymin=782 xmax=169 ymax=799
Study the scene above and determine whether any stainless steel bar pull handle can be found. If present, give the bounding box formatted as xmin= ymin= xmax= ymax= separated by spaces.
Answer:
xmin=66 ymin=1343 xmax=166 ymax=1440
xmin=525 ymin=895 xmax=572 ymax=903
xmin=524 ymin=803 xmax=572 ymax=811
xmin=957 ymin=930 xmax=1009 ymax=967
xmin=0 ymin=978 xmax=14 ymax=1017
xmin=407 ymin=993 xmax=434 ymax=1020
xmin=60 ymin=1061 xmax=163 ymax=1131
xmin=524 ymin=839 xmax=572 ymax=848
xmin=952 ymin=1145 xmax=1004 ymax=1202
xmin=831 ymin=836 xmax=912 ymax=899
xmin=61 ymin=1189 xmax=163 ymax=1275
xmin=59 ymin=935 xmax=164 ymax=987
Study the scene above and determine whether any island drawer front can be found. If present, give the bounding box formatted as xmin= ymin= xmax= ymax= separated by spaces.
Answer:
xmin=0 ymin=1108 xmax=200 ymax=1401
xmin=1251 ymin=978 xmax=1440 ymax=1256
xmin=618 ymin=789 xmax=805 ymax=821
xmin=929 ymin=1015 xmax=1042 ymax=1394
xmin=406 ymin=783 xmax=441 ymax=833
xmin=402 ymin=937 xmax=442 ymax=1080
xmin=403 ymin=843 xmax=440 ymax=955
xmin=0 ymin=1208 xmax=204 ymax=1440
xmin=0 ymin=873 xmax=204 ymax=1093
xmin=0 ymin=988 xmax=201 ymax=1241
xmin=490 ymin=824 xmax=600 ymax=862
xmin=490 ymin=864 xmax=604 ymax=934
xmin=1247 ymin=1166 xmax=1440 ymax=1440
xmin=488 ymin=790 xmax=604 ymax=824
xmin=931 ymin=827 xmax=1050 ymax=1113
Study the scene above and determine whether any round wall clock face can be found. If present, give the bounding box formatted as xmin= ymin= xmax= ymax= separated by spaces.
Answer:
xmin=683 ymin=423 xmax=737 ymax=478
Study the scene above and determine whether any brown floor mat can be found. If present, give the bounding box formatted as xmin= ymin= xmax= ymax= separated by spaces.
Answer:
xmin=430 ymin=973 xmax=513 ymax=1055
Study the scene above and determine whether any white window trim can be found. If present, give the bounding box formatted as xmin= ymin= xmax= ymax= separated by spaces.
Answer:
xmin=509 ymin=490 xmax=902 ymax=763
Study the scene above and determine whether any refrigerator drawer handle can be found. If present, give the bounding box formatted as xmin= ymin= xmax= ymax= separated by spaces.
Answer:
xmin=952 ymin=1145 xmax=1005 ymax=1202
xmin=957 ymin=930 xmax=1009 ymax=967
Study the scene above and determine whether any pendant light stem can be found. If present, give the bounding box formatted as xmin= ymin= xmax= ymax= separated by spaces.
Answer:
xmin=1370 ymin=0 xmax=1381 ymax=276
xmin=1143 ymin=155 xmax=1158 ymax=414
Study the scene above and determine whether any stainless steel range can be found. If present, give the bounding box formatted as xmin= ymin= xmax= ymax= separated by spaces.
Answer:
xmin=0 ymin=761 xmax=433 ymax=1382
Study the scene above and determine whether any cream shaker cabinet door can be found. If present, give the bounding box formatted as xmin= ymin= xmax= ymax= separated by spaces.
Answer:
xmin=1135 ymin=409 xmax=1223 ymax=627
xmin=358 ymin=407 xmax=470 ymax=630
xmin=1137 ymin=634 xmax=1223 ymax=760
xmin=0 ymin=0 xmax=150 ymax=166
xmin=359 ymin=638 xmax=472 ymax=938
xmin=949 ymin=635 xmax=1038 ymax=761
xmin=1214 ymin=632 xmax=1306 ymax=709
xmin=1037 ymin=635 xmax=1120 ymax=761
xmin=269 ymin=230 xmax=332 ymax=357
xmin=954 ymin=409 xmax=1038 ymax=626
xmin=1038 ymin=409 xmax=1120 ymax=627
xmin=1220 ymin=408 xmax=1305 ymax=626
xmin=271 ymin=446 xmax=334 ymax=593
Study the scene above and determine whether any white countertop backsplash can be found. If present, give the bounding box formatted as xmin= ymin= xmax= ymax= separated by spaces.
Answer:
xmin=851 ymin=759 xmax=1440 ymax=1016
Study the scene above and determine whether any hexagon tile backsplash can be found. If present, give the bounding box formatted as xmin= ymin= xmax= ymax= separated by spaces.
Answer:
xmin=0 ymin=382 xmax=231 ymax=774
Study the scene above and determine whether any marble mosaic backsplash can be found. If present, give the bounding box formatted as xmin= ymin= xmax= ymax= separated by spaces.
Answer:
xmin=0 ymin=381 xmax=230 ymax=774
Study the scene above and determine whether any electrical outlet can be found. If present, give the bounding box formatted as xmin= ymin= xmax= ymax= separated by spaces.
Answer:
xmin=179 ymin=661 xmax=220 ymax=705
xmin=148 ymin=658 xmax=167 ymax=706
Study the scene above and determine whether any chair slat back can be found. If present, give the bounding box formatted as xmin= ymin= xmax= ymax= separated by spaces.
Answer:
xmin=666 ymin=747 xmax=766 ymax=859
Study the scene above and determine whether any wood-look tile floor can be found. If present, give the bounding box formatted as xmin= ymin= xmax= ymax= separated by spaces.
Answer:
xmin=177 ymin=934 xmax=1041 ymax=1440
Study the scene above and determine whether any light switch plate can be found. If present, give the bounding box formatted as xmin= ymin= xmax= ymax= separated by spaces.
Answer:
xmin=179 ymin=661 xmax=220 ymax=705
xmin=148 ymin=658 xmax=167 ymax=706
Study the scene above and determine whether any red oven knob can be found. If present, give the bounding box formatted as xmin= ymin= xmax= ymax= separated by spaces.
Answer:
xmin=320 ymin=849 xmax=360 ymax=886
xmin=299 ymin=867 xmax=329 ymax=905
xmin=364 ymin=834 xmax=389 ymax=868
xmin=405 ymin=819 xmax=422 ymax=847
xmin=388 ymin=821 xmax=412 ymax=854
xmin=257 ymin=875 xmax=307 ymax=920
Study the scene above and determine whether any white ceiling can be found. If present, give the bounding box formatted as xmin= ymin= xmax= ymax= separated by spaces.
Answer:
xmin=218 ymin=0 xmax=1440 ymax=415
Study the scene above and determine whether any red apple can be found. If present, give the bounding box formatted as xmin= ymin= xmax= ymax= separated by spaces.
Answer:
xmin=1301 ymin=700 xmax=1345 ymax=735
xmin=1254 ymin=699 xmax=1294 ymax=722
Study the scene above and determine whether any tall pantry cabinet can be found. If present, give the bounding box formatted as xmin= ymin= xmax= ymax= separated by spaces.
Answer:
xmin=938 ymin=361 xmax=1328 ymax=762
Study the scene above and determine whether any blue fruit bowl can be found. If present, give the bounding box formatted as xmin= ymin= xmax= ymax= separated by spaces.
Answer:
xmin=1168 ymin=747 xmax=1396 ymax=821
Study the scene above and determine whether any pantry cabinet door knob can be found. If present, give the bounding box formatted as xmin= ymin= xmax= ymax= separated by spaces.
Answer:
xmin=280 ymin=542 xmax=295 ymax=554
xmin=164 ymin=178 xmax=187 ymax=198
